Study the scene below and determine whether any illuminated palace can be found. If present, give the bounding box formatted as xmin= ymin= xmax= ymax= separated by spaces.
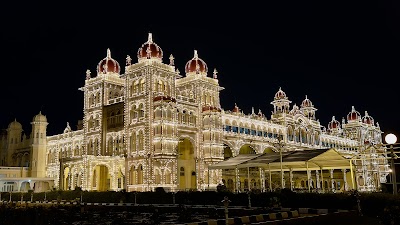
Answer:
xmin=0 ymin=33 xmax=389 ymax=193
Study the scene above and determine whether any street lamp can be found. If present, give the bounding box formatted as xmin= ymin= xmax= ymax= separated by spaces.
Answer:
xmin=274 ymin=135 xmax=285 ymax=189
xmin=385 ymin=133 xmax=397 ymax=195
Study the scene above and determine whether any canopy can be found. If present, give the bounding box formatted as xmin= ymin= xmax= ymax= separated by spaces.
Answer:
xmin=209 ymin=148 xmax=351 ymax=171
xmin=208 ymin=154 xmax=261 ymax=169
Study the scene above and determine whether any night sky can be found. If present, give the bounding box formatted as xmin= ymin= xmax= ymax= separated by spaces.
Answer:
xmin=1 ymin=2 xmax=399 ymax=141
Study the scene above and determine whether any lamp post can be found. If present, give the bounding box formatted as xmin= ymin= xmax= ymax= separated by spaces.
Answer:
xmin=385 ymin=133 xmax=397 ymax=195
xmin=275 ymin=135 xmax=285 ymax=189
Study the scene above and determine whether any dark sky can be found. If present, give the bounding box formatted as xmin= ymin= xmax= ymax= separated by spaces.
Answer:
xmin=1 ymin=2 xmax=399 ymax=140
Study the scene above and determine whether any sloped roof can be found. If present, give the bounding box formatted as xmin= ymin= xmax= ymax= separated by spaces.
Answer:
xmin=208 ymin=154 xmax=261 ymax=169
xmin=209 ymin=148 xmax=350 ymax=171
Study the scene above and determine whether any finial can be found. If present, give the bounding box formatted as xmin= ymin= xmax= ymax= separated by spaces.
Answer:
xmin=252 ymin=107 xmax=255 ymax=114
xmin=107 ymin=48 xmax=111 ymax=58
xmin=332 ymin=116 xmax=335 ymax=120
xmin=126 ymin=55 xmax=131 ymax=66
xmin=342 ymin=117 xmax=345 ymax=124
xmin=351 ymin=106 xmax=355 ymax=111
xmin=305 ymin=95 xmax=308 ymax=99
xmin=86 ymin=69 xmax=91 ymax=79
xmin=148 ymin=33 xmax=153 ymax=43
xmin=194 ymin=50 xmax=198 ymax=59
xmin=279 ymin=86 xmax=282 ymax=91
xmin=365 ymin=111 xmax=368 ymax=116
xmin=176 ymin=68 xmax=180 ymax=74
xmin=213 ymin=68 xmax=218 ymax=79
xmin=146 ymin=45 xmax=152 ymax=58
xmin=169 ymin=54 xmax=175 ymax=66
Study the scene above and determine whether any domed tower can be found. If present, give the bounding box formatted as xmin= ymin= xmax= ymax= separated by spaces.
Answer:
xmin=30 ymin=111 xmax=48 ymax=177
xmin=271 ymin=87 xmax=292 ymax=124
xmin=327 ymin=116 xmax=342 ymax=136
xmin=185 ymin=50 xmax=208 ymax=76
xmin=137 ymin=33 xmax=163 ymax=63
xmin=6 ymin=119 xmax=23 ymax=166
xmin=342 ymin=106 xmax=362 ymax=140
xmin=271 ymin=87 xmax=291 ymax=114
xmin=300 ymin=95 xmax=317 ymax=120
xmin=97 ymin=48 xmax=121 ymax=76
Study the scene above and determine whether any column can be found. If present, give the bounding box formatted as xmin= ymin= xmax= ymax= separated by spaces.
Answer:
xmin=316 ymin=170 xmax=320 ymax=190
xmin=307 ymin=169 xmax=311 ymax=192
xmin=289 ymin=168 xmax=293 ymax=191
xmin=235 ymin=167 xmax=240 ymax=193
xmin=330 ymin=169 xmax=335 ymax=192
xmin=342 ymin=169 xmax=348 ymax=191
xmin=260 ymin=168 xmax=265 ymax=192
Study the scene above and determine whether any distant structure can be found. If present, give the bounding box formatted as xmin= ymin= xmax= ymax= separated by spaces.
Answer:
xmin=0 ymin=33 xmax=389 ymax=193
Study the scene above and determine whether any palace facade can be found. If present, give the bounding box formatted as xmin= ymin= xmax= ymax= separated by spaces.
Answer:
xmin=0 ymin=33 xmax=389 ymax=193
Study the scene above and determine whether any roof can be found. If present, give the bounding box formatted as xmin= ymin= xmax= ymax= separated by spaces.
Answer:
xmin=208 ymin=154 xmax=260 ymax=169
xmin=209 ymin=148 xmax=351 ymax=171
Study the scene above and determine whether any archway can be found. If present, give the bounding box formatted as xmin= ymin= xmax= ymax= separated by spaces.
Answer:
xmin=63 ymin=167 xmax=70 ymax=190
xmin=239 ymin=145 xmax=256 ymax=154
xmin=93 ymin=165 xmax=110 ymax=191
xmin=177 ymin=138 xmax=196 ymax=190
xmin=263 ymin=147 xmax=275 ymax=153
xmin=223 ymin=145 xmax=233 ymax=159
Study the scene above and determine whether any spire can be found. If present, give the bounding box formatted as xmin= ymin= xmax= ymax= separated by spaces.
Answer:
xmin=148 ymin=33 xmax=153 ymax=43
xmin=126 ymin=55 xmax=132 ymax=66
xmin=169 ymin=54 xmax=174 ymax=66
xmin=86 ymin=69 xmax=91 ymax=80
xmin=107 ymin=48 xmax=111 ymax=58
xmin=194 ymin=50 xmax=198 ymax=59
xmin=213 ymin=68 xmax=218 ymax=79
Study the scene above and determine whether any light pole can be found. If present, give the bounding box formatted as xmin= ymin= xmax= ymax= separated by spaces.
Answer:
xmin=385 ymin=133 xmax=397 ymax=195
xmin=275 ymin=135 xmax=285 ymax=189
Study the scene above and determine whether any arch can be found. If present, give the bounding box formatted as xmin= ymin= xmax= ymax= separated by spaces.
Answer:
xmin=263 ymin=146 xmax=275 ymax=153
xmin=239 ymin=144 xmax=256 ymax=154
xmin=92 ymin=164 xmax=110 ymax=191
xmin=177 ymin=137 xmax=196 ymax=190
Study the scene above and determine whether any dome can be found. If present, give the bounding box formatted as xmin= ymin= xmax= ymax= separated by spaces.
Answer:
xmin=274 ymin=87 xmax=287 ymax=100
xmin=362 ymin=111 xmax=374 ymax=125
xmin=97 ymin=48 xmax=120 ymax=75
xmin=289 ymin=104 xmax=304 ymax=116
xmin=347 ymin=106 xmax=361 ymax=121
xmin=301 ymin=95 xmax=313 ymax=108
xmin=232 ymin=103 xmax=240 ymax=113
xmin=328 ymin=116 xmax=340 ymax=130
xmin=33 ymin=111 xmax=47 ymax=122
xmin=185 ymin=50 xmax=208 ymax=75
xmin=137 ymin=33 xmax=163 ymax=61
xmin=8 ymin=119 xmax=22 ymax=130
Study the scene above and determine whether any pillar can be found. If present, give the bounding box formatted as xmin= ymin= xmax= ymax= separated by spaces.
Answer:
xmin=342 ymin=169 xmax=348 ymax=191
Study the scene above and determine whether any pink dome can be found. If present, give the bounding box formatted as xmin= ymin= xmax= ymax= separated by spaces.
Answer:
xmin=185 ymin=50 xmax=208 ymax=74
xmin=97 ymin=49 xmax=120 ymax=74
xmin=347 ymin=106 xmax=361 ymax=121
xmin=328 ymin=116 xmax=340 ymax=130
xmin=274 ymin=87 xmax=287 ymax=100
xmin=301 ymin=95 xmax=313 ymax=108
xmin=137 ymin=33 xmax=163 ymax=60
xmin=362 ymin=111 xmax=374 ymax=125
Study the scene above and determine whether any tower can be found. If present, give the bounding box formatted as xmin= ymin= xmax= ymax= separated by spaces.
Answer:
xmin=30 ymin=111 xmax=48 ymax=177
xmin=6 ymin=119 xmax=23 ymax=166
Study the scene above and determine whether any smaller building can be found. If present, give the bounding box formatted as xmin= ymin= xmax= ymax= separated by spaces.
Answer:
xmin=0 ymin=112 xmax=55 ymax=192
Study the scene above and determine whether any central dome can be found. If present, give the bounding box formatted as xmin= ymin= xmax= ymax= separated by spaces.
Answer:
xmin=185 ymin=50 xmax=208 ymax=75
xmin=137 ymin=33 xmax=163 ymax=61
